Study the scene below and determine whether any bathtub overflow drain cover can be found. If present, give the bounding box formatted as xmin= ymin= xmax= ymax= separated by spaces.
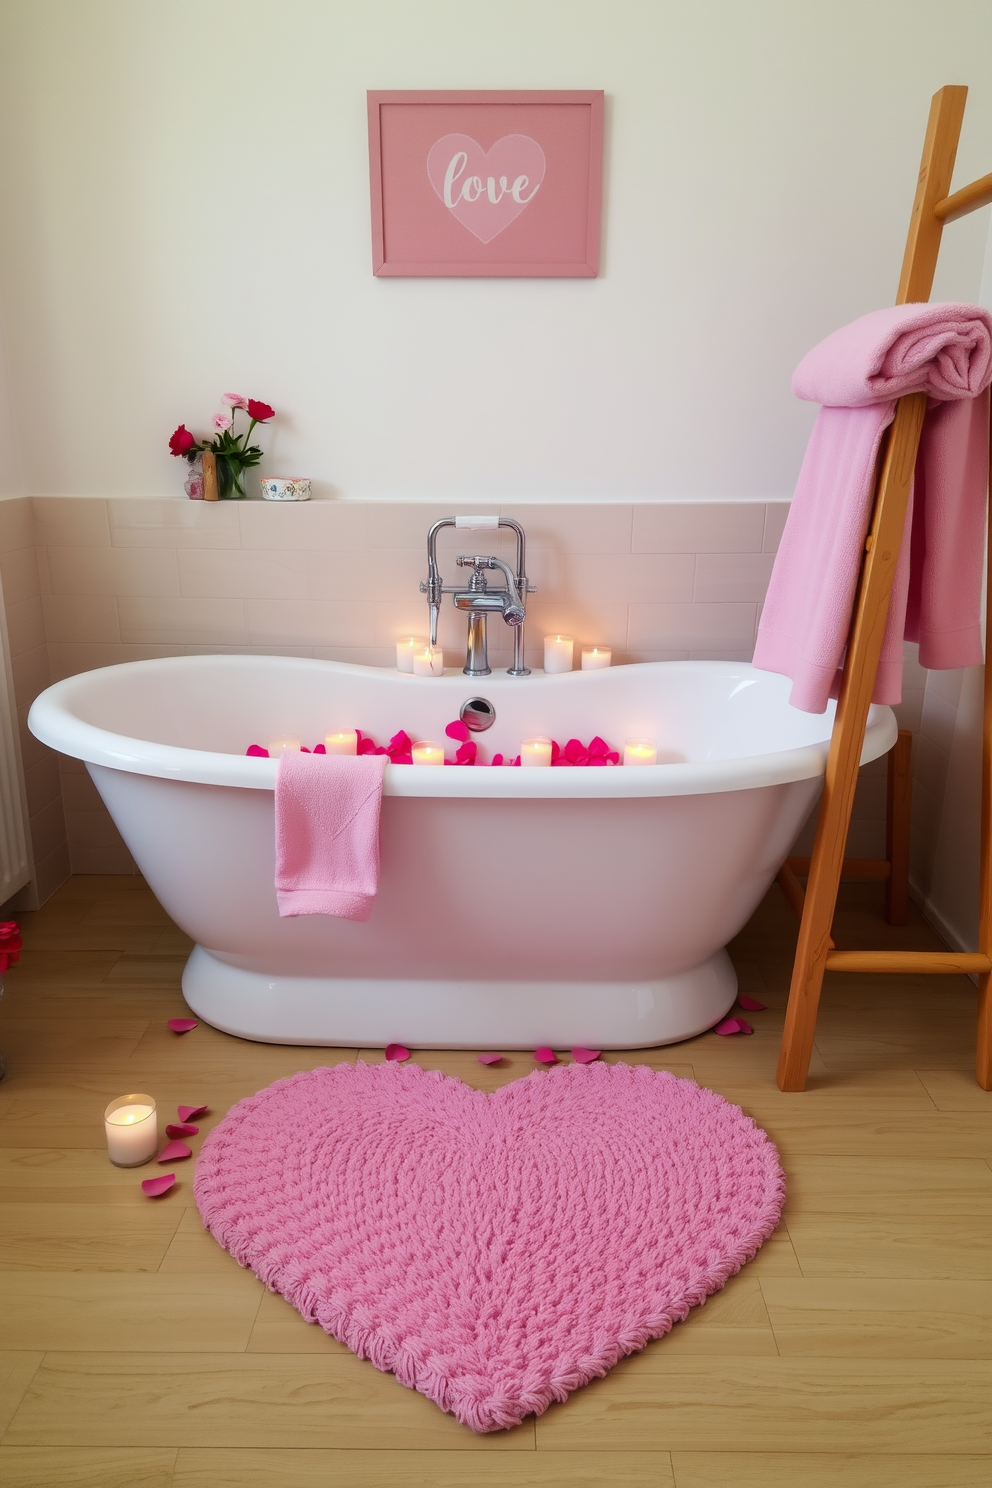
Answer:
xmin=460 ymin=697 xmax=496 ymax=732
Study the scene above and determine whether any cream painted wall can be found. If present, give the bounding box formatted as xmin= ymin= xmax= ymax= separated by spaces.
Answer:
xmin=0 ymin=0 xmax=990 ymax=503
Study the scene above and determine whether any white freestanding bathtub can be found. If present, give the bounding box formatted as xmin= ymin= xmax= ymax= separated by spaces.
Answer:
xmin=29 ymin=655 xmax=896 ymax=1049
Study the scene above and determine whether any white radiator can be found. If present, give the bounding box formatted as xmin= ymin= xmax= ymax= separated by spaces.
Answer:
xmin=0 ymin=578 xmax=31 ymax=904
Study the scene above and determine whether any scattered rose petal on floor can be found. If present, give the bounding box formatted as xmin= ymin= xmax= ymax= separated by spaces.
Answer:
xmin=385 ymin=1043 xmax=410 ymax=1062
xmin=571 ymin=1047 xmax=602 ymax=1064
xmin=141 ymin=1173 xmax=176 ymax=1197
xmin=166 ymin=1122 xmax=199 ymax=1139
xmin=177 ymin=1104 xmax=208 ymax=1123
xmin=157 ymin=1141 xmax=192 ymax=1163
xmin=534 ymin=1046 xmax=558 ymax=1064
xmin=477 ymin=1053 xmax=503 ymax=1065
xmin=714 ymin=1017 xmax=753 ymax=1036
xmin=167 ymin=1018 xmax=198 ymax=1034
xmin=738 ymin=994 xmax=767 ymax=1012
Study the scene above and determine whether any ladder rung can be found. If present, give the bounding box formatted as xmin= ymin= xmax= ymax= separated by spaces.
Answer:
xmin=786 ymin=855 xmax=891 ymax=881
xmin=825 ymin=950 xmax=992 ymax=975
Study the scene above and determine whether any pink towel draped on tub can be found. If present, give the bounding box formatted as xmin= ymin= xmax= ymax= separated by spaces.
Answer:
xmin=275 ymin=750 xmax=388 ymax=921
xmin=753 ymin=302 xmax=992 ymax=714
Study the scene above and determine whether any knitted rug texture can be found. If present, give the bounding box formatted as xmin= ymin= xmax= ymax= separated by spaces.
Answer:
xmin=193 ymin=1060 xmax=785 ymax=1432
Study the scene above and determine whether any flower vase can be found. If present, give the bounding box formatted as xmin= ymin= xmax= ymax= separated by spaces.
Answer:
xmin=216 ymin=456 xmax=248 ymax=499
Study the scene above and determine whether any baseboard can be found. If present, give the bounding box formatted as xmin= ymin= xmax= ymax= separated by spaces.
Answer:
xmin=909 ymin=874 xmax=979 ymax=983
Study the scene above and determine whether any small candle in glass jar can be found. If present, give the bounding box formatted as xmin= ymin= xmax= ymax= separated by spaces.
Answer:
xmin=623 ymin=737 xmax=658 ymax=766
xmin=412 ymin=740 xmax=445 ymax=766
xmin=268 ymin=735 xmax=301 ymax=756
xmin=396 ymin=636 xmax=426 ymax=673
xmin=413 ymin=646 xmax=444 ymax=676
xmin=324 ymin=730 xmax=358 ymax=755
xmin=105 ymin=1094 xmax=158 ymax=1167
xmin=581 ymin=646 xmax=612 ymax=671
xmin=520 ymin=737 xmax=553 ymax=767
xmin=543 ymin=635 xmax=574 ymax=674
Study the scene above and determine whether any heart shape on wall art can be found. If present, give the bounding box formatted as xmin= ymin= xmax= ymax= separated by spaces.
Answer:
xmin=427 ymin=133 xmax=547 ymax=243
xmin=194 ymin=1061 xmax=784 ymax=1432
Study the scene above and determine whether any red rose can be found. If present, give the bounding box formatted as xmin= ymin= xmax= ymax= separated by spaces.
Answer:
xmin=0 ymin=918 xmax=21 ymax=972
xmin=246 ymin=399 xmax=275 ymax=422
xmin=168 ymin=424 xmax=195 ymax=457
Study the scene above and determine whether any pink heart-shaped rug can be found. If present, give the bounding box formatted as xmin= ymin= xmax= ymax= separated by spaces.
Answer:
xmin=194 ymin=1062 xmax=784 ymax=1432
xmin=427 ymin=133 xmax=547 ymax=244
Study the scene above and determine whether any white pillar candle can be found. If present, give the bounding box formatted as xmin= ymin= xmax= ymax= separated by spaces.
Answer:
xmin=413 ymin=646 xmax=444 ymax=676
xmin=324 ymin=730 xmax=358 ymax=755
xmin=412 ymin=740 xmax=445 ymax=766
xmin=581 ymin=646 xmax=612 ymax=671
xmin=268 ymin=735 xmax=301 ymax=756
xmin=543 ymin=635 xmax=574 ymax=674
xmin=623 ymin=737 xmax=658 ymax=766
xmin=396 ymin=636 xmax=426 ymax=673
xmin=105 ymin=1094 xmax=158 ymax=1167
xmin=520 ymin=736 xmax=553 ymax=767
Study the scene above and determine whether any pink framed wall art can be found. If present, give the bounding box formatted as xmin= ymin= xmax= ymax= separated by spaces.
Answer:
xmin=367 ymin=90 xmax=604 ymax=278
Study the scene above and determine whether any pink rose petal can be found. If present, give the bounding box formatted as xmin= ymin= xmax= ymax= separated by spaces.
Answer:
xmin=313 ymin=743 xmax=326 ymax=753
xmin=178 ymin=1104 xmax=208 ymax=1123
xmin=454 ymin=740 xmax=477 ymax=765
xmin=477 ymin=1053 xmax=503 ymax=1065
xmin=246 ymin=744 xmax=269 ymax=757
xmin=738 ymin=994 xmax=767 ymax=1012
xmin=385 ymin=1043 xmax=410 ymax=1062
xmin=445 ymin=719 xmax=470 ymax=742
xmin=141 ymin=1173 xmax=176 ymax=1197
xmin=571 ymin=1047 xmax=601 ymax=1063
xmin=157 ymin=1140 xmax=192 ymax=1163
xmin=714 ymin=1017 xmax=753 ymax=1036
xmin=166 ymin=1122 xmax=199 ymax=1139
xmin=534 ymin=1046 xmax=558 ymax=1064
xmin=167 ymin=1018 xmax=198 ymax=1034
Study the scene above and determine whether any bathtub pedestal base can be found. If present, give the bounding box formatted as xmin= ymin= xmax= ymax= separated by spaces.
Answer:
xmin=181 ymin=944 xmax=738 ymax=1049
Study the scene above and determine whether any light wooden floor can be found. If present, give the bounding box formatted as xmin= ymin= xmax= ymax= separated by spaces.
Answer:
xmin=0 ymin=874 xmax=989 ymax=1488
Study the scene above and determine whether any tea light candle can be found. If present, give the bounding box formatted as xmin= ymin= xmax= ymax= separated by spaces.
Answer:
xmin=544 ymin=635 xmax=574 ymax=674
xmin=412 ymin=740 xmax=445 ymax=766
xmin=324 ymin=730 xmax=358 ymax=755
xmin=520 ymin=737 xmax=553 ymax=767
xmin=581 ymin=646 xmax=612 ymax=671
xmin=105 ymin=1094 xmax=158 ymax=1167
xmin=267 ymin=735 xmax=301 ymax=756
xmin=623 ymin=737 xmax=658 ymax=766
xmin=396 ymin=636 xmax=426 ymax=673
xmin=413 ymin=646 xmax=444 ymax=677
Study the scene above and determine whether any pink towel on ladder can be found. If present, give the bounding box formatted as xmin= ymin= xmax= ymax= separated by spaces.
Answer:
xmin=275 ymin=751 xmax=388 ymax=920
xmin=753 ymin=302 xmax=992 ymax=713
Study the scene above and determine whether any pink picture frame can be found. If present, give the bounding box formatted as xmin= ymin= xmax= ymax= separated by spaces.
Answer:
xmin=367 ymin=90 xmax=604 ymax=278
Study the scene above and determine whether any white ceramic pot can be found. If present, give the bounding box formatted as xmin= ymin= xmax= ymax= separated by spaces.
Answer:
xmin=261 ymin=477 xmax=311 ymax=501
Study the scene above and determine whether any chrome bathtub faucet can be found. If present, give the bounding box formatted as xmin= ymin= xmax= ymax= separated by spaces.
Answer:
xmin=421 ymin=516 xmax=536 ymax=677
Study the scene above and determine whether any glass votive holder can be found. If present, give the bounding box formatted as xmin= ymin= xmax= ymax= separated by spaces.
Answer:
xmin=543 ymin=635 xmax=574 ymax=674
xmin=105 ymin=1093 xmax=158 ymax=1167
xmin=623 ymin=737 xmax=658 ymax=766
xmin=581 ymin=646 xmax=612 ymax=671
xmin=521 ymin=737 xmax=553 ymax=767
xmin=413 ymin=646 xmax=444 ymax=677
xmin=396 ymin=636 xmax=426 ymax=673
xmin=412 ymin=740 xmax=445 ymax=766
xmin=268 ymin=735 xmax=301 ymax=756
xmin=324 ymin=730 xmax=358 ymax=755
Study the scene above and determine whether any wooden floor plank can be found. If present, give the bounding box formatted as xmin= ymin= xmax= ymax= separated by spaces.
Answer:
xmin=761 ymin=1278 xmax=992 ymax=1358
xmin=916 ymin=1068 xmax=992 ymax=1110
xmin=0 ymin=1353 xmax=45 ymax=1439
xmin=0 ymin=1271 xmax=263 ymax=1352
xmin=670 ymin=1453 xmax=992 ymax=1487
xmin=4 ymin=1353 xmax=536 ymax=1450
xmin=786 ymin=1213 xmax=992 ymax=1279
xmin=0 ymin=1201 xmax=183 ymax=1272
xmin=173 ymin=1448 xmax=675 ymax=1487
xmin=534 ymin=1359 xmax=992 ymax=1452
xmin=0 ymin=1446 xmax=177 ymax=1487
xmin=783 ymin=1155 xmax=992 ymax=1215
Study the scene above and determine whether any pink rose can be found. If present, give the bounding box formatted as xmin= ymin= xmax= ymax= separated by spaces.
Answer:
xmin=222 ymin=392 xmax=247 ymax=408
xmin=212 ymin=413 xmax=233 ymax=431
xmin=246 ymin=399 xmax=275 ymax=422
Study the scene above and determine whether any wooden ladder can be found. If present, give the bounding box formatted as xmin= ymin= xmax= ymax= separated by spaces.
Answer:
xmin=776 ymin=84 xmax=992 ymax=1092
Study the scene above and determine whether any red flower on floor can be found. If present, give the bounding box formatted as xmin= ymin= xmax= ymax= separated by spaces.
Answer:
xmin=0 ymin=919 xmax=21 ymax=972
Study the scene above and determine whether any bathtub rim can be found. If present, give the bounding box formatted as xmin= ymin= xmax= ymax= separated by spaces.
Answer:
xmin=28 ymin=654 xmax=898 ymax=800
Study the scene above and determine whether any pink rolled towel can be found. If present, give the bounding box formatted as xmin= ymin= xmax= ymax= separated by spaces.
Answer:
xmin=753 ymin=302 xmax=992 ymax=713
xmin=275 ymin=751 xmax=387 ymax=920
